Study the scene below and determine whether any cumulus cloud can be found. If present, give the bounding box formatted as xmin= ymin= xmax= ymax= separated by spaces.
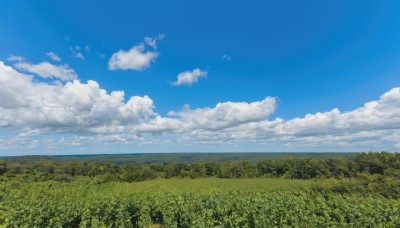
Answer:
xmin=273 ymin=88 xmax=400 ymax=137
xmin=108 ymin=35 xmax=164 ymax=71
xmin=14 ymin=61 xmax=78 ymax=81
xmin=0 ymin=60 xmax=277 ymax=138
xmin=2 ymin=59 xmax=400 ymax=151
xmin=108 ymin=43 xmax=158 ymax=71
xmin=207 ymin=88 xmax=400 ymax=146
xmin=133 ymin=98 xmax=277 ymax=135
xmin=0 ymin=61 xmax=155 ymax=134
xmin=171 ymin=68 xmax=207 ymax=86
xmin=46 ymin=52 xmax=61 ymax=62
xmin=132 ymin=86 xmax=400 ymax=151
xmin=168 ymin=97 xmax=277 ymax=130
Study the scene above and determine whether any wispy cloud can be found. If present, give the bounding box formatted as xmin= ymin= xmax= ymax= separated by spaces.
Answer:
xmin=46 ymin=52 xmax=61 ymax=62
xmin=144 ymin=34 xmax=165 ymax=49
xmin=7 ymin=55 xmax=25 ymax=62
xmin=10 ymin=56 xmax=77 ymax=81
xmin=222 ymin=54 xmax=231 ymax=61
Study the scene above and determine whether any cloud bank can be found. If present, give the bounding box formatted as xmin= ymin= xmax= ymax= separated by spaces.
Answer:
xmin=1 ymin=60 xmax=400 ymax=152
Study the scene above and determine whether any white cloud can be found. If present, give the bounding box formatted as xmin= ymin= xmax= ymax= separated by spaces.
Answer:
xmin=46 ymin=52 xmax=61 ymax=62
xmin=7 ymin=55 xmax=25 ymax=62
xmin=132 ymin=97 xmax=278 ymax=140
xmin=108 ymin=43 xmax=159 ymax=71
xmin=198 ymin=87 xmax=400 ymax=149
xmin=132 ymin=86 xmax=400 ymax=151
xmin=171 ymin=68 xmax=207 ymax=86
xmin=0 ymin=61 xmax=155 ymax=134
xmin=276 ymin=87 xmax=400 ymax=136
xmin=2 ymin=59 xmax=400 ymax=152
xmin=108 ymin=35 xmax=164 ymax=71
xmin=134 ymin=116 xmax=183 ymax=135
xmin=14 ymin=61 xmax=77 ymax=81
xmin=167 ymin=97 xmax=277 ymax=130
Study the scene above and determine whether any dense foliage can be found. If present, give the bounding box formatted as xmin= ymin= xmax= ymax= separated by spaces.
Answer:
xmin=0 ymin=152 xmax=399 ymax=182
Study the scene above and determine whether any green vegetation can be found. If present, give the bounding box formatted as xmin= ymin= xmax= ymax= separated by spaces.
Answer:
xmin=0 ymin=152 xmax=399 ymax=226
xmin=1 ymin=178 xmax=399 ymax=227
xmin=116 ymin=178 xmax=315 ymax=192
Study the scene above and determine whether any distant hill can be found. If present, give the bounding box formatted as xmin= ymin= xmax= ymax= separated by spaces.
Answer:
xmin=1 ymin=152 xmax=359 ymax=164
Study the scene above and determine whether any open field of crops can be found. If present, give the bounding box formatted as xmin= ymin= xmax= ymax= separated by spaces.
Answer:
xmin=0 ymin=152 xmax=399 ymax=226
xmin=1 ymin=178 xmax=399 ymax=227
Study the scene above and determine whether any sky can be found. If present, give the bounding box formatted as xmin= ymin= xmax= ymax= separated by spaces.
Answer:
xmin=0 ymin=1 xmax=400 ymax=155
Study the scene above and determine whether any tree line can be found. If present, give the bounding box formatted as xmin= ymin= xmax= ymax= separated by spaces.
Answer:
xmin=0 ymin=152 xmax=398 ymax=183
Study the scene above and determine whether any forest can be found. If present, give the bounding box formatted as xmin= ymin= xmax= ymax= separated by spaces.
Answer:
xmin=0 ymin=152 xmax=399 ymax=226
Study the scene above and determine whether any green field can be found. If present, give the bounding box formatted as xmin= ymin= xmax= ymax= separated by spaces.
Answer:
xmin=1 ymin=178 xmax=399 ymax=227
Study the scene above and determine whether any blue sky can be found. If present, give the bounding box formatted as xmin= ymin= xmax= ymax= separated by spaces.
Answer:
xmin=0 ymin=1 xmax=400 ymax=155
